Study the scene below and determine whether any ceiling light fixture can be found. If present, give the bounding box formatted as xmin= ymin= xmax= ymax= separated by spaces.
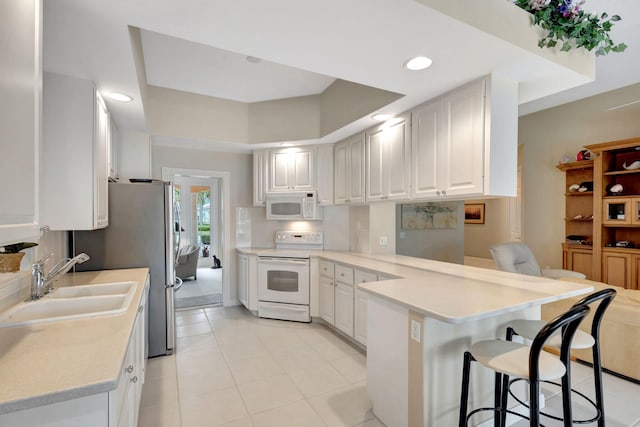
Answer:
xmin=280 ymin=143 xmax=293 ymax=147
xmin=108 ymin=92 xmax=133 ymax=102
xmin=403 ymin=56 xmax=433 ymax=71
xmin=246 ymin=56 xmax=262 ymax=64
xmin=372 ymin=114 xmax=393 ymax=121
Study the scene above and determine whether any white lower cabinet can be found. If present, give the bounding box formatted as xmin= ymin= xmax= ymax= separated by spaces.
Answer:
xmin=113 ymin=282 xmax=148 ymax=427
xmin=0 ymin=282 xmax=148 ymax=427
xmin=319 ymin=274 xmax=335 ymax=325
xmin=354 ymin=270 xmax=378 ymax=346
xmin=334 ymin=283 xmax=354 ymax=336
xmin=317 ymin=259 xmax=392 ymax=348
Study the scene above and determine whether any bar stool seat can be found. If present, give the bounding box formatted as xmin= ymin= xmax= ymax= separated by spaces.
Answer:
xmin=459 ymin=304 xmax=591 ymax=427
xmin=471 ymin=340 xmax=566 ymax=381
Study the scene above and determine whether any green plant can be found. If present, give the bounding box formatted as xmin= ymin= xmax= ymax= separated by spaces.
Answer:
xmin=513 ymin=0 xmax=627 ymax=56
xmin=0 ymin=242 xmax=38 ymax=254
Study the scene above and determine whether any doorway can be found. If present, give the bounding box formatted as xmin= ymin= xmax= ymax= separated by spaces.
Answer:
xmin=162 ymin=167 xmax=231 ymax=309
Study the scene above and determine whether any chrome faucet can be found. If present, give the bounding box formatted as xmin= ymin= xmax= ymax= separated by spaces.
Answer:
xmin=30 ymin=253 xmax=90 ymax=300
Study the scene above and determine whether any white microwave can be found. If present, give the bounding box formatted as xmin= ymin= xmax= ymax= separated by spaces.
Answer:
xmin=266 ymin=192 xmax=322 ymax=221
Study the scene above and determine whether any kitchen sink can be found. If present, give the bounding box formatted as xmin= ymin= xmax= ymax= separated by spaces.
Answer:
xmin=49 ymin=281 xmax=135 ymax=298
xmin=0 ymin=282 xmax=137 ymax=328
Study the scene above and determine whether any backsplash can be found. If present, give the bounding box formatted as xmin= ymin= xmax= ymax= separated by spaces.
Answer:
xmin=0 ymin=230 xmax=68 ymax=311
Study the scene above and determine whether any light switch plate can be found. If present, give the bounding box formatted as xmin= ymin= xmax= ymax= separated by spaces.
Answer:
xmin=379 ymin=235 xmax=388 ymax=245
xmin=410 ymin=320 xmax=421 ymax=343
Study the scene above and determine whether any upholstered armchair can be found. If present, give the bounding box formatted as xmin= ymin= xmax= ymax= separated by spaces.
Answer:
xmin=489 ymin=242 xmax=586 ymax=279
xmin=175 ymin=244 xmax=200 ymax=280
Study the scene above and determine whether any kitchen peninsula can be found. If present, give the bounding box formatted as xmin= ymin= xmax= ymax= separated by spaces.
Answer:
xmin=356 ymin=256 xmax=593 ymax=427
xmin=238 ymin=248 xmax=593 ymax=427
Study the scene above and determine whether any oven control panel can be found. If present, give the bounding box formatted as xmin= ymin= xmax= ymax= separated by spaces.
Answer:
xmin=275 ymin=231 xmax=324 ymax=246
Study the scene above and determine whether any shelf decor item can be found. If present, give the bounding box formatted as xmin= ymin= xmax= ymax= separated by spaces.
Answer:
xmin=512 ymin=0 xmax=627 ymax=56
xmin=0 ymin=242 xmax=38 ymax=273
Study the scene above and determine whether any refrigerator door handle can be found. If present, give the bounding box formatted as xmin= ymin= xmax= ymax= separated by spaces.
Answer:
xmin=173 ymin=277 xmax=183 ymax=292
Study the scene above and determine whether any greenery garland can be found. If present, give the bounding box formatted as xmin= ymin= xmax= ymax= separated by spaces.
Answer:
xmin=513 ymin=0 xmax=627 ymax=56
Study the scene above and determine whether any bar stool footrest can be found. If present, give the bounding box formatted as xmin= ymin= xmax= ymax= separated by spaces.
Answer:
xmin=507 ymin=378 xmax=601 ymax=425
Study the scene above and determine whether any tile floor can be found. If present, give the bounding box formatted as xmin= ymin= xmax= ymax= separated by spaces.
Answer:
xmin=138 ymin=306 xmax=382 ymax=427
xmin=139 ymin=306 xmax=640 ymax=427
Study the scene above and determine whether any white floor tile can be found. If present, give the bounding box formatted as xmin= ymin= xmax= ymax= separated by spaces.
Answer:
xmin=178 ymin=363 xmax=236 ymax=396
xmin=218 ymin=417 xmax=254 ymax=427
xmin=176 ymin=309 xmax=209 ymax=326
xmin=138 ymin=400 xmax=181 ymax=427
xmin=251 ymin=400 xmax=325 ymax=427
xmin=288 ymin=362 xmax=350 ymax=398
xmin=226 ymin=353 xmax=285 ymax=385
xmin=145 ymin=354 xmax=177 ymax=380
xmin=176 ymin=321 xmax=213 ymax=338
xmin=140 ymin=372 xmax=179 ymax=408
xmin=180 ymin=385 xmax=248 ymax=427
xmin=237 ymin=373 xmax=305 ymax=414
xmin=307 ymin=382 xmax=374 ymax=427
xmin=330 ymin=352 xmax=367 ymax=384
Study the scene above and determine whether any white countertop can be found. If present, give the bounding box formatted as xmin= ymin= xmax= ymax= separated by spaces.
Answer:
xmin=0 ymin=268 xmax=149 ymax=415
xmin=237 ymin=248 xmax=593 ymax=323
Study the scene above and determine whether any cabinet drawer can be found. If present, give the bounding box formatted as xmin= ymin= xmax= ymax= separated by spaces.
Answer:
xmin=355 ymin=269 xmax=378 ymax=284
xmin=320 ymin=260 xmax=335 ymax=277
xmin=335 ymin=264 xmax=354 ymax=285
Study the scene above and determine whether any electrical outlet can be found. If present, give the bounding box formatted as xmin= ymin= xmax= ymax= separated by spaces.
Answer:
xmin=379 ymin=235 xmax=388 ymax=245
xmin=411 ymin=320 xmax=421 ymax=343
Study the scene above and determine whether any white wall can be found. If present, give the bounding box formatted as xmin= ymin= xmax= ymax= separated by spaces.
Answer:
xmin=118 ymin=130 xmax=150 ymax=179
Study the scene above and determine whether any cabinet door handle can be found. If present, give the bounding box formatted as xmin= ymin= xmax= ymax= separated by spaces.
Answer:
xmin=441 ymin=190 xmax=446 ymax=195
xmin=125 ymin=365 xmax=134 ymax=373
xmin=138 ymin=305 xmax=144 ymax=313
xmin=130 ymin=376 xmax=138 ymax=383
xmin=436 ymin=190 xmax=441 ymax=196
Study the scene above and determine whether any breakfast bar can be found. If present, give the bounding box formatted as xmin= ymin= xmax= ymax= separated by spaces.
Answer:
xmin=359 ymin=267 xmax=593 ymax=427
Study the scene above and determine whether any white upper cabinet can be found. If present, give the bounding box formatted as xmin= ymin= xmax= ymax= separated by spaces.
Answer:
xmin=412 ymin=75 xmax=518 ymax=200
xmin=41 ymin=72 xmax=110 ymax=230
xmin=268 ymin=146 xmax=316 ymax=192
xmin=366 ymin=114 xmax=411 ymax=202
xmin=411 ymin=99 xmax=441 ymax=199
xmin=334 ymin=133 xmax=366 ymax=205
xmin=0 ymin=0 xmax=42 ymax=246
xmin=316 ymin=144 xmax=334 ymax=206
xmin=253 ymin=149 xmax=268 ymax=206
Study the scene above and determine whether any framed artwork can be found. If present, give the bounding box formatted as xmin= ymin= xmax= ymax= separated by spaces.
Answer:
xmin=464 ymin=203 xmax=485 ymax=224
xmin=401 ymin=203 xmax=458 ymax=229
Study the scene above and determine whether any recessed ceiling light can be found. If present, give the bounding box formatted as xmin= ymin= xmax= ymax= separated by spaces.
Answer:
xmin=372 ymin=114 xmax=393 ymax=121
xmin=246 ymin=56 xmax=262 ymax=64
xmin=108 ymin=92 xmax=133 ymax=102
xmin=404 ymin=56 xmax=433 ymax=71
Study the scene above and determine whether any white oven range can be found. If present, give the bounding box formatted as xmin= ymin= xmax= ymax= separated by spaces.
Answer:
xmin=257 ymin=231 xmax=323 ymax=322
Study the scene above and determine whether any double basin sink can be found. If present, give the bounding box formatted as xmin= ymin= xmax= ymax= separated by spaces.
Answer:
xmin=0 ymin=281 xmax=137 ymax=328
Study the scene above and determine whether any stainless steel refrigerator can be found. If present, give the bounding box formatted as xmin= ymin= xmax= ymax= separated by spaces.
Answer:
xmin=73 ymin=180 xmax=178 ymax=357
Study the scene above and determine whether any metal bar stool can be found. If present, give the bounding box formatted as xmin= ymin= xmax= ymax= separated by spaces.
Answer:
xmin=504 ymin=288 xmax=617 ymax=426
xmin=459 ymin=304 xmax=590 ymax=427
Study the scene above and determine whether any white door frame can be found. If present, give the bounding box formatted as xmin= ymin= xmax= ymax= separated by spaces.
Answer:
xmin=162 ymin=167 xmax=231 ymax=306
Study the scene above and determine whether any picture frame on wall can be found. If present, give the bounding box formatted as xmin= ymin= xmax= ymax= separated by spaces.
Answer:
xmin=464 ymin=203 xmax=485 ymax=224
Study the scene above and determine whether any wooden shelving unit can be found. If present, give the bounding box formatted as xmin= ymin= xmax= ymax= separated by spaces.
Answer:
xmin=585 ymin=137 xmax=640 ymax=289
xmin=557 ymin=160 xmax=594 ymax=279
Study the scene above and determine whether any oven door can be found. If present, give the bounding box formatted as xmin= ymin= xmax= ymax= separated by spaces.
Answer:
xmin=258 ymin=257 xmax=310 ymax=305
